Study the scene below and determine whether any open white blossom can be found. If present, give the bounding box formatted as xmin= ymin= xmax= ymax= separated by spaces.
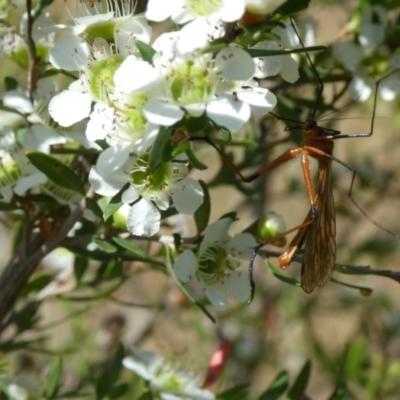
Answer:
xmin=123 ymin=347 xmax=215 ymax=400
xmin=143 ymin=31 xmax=276 ymax=132
xmin=174 ymin=218 xmax=256 ymax=310
xmin=89 ymin=144 xmax=204 ymax=236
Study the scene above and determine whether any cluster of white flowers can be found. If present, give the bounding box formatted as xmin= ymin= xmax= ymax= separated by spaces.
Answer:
xmin=333 ymin=5 xmax=400 ymax=101
xmin=123 ymin=346 xmax=216 ymax=400
xmin=0 ymin=0 xmax=303 ymax=311
xmin=0 ymin=0 xmax=300 ymax=310
xmin=43 ymin=0 xmax=299 ymax=238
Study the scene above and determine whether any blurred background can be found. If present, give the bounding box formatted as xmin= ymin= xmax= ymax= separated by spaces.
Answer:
xmin=1 ymin=1 xmax=400 ymax=399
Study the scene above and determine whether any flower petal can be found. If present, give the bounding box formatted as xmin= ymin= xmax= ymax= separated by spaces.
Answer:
xmin=49 ymin=34 xmax=90 ymax=70
xmin=174 ymin=250 xmax=198 ymax=282
xmin=200 ymin=218 xmax=232 ymax=255
xmin=204 ymin=283 xmax=230 ymax=311
xmin=14 ymin=171 xmax=47 ymax=195
xmin=216 ymin=47 xmax=255 ymax=81
xmin=114 ymin=57 xmax=157 ymax=93
xmin=236 ymin=87 xmax=277 ymax=115
xmin=88 ymin=165 xmax=126 ymax=197
xmin=171 ymin=178 xmax=203 ymax=214
xmin=143 ymin=99 xmax=184 ymax=126
xmin=123 ymin=357 xmax=152 ymax=380
xmin=223 ymin=270 xmax=251 ymax=303
xmin=122 ymin=185 xmax=140 ymax=204
xmin=3 ymin=90 xmax=33 ymax=114
xmin=206 ymin=95 xmax=251 ymax=131
xmin=49 ymin=90 xmax=92 ymax=127
xmin=227 ymin=233 xmax=257 ymax=259
xmin=177 ymin=19 xmax=209 ymax=54
xmin=127 ymin=199 xmax=160 ymax=236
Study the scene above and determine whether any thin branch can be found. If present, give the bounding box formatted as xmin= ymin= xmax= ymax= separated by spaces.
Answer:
xmin=0 ymin=192 xmax=93 ymax=330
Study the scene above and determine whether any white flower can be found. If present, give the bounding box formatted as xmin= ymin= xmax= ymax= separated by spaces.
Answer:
xmin=49 ymin=13 xmax=151 ymax=70
xmin=144 ymin=32 xmax=276 ymax=131
xmin=244 ymin=0 xmax=286 ymax=16
xmin=252 ymin=41 xmax=299 ymax=84
xmin=359 ymin=5 xmax=388 ymax=51
xmin=123 ymin=347 xmax=215 ymax=400
xmin=146 ymin=0 xmax=245 ymax=24
xmin=7 ymin=384 xmax=29 ymax=400
xmin=0 ymin=126 xmax=59 ymax=201
xmin=0 ymin=12 xmax=54 ymax=62
xmin=332 ymin=6 xmax=399 ymax=102
xmin=174 ymin=218 xmax=256 ymax=311
xmin=88 ymin=144 xmax=204 ymax=236
xmin=145 ymin=0 xmax=282 ymax=57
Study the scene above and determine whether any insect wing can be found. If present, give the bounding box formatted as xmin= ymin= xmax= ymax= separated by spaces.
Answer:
xmin=301 ymin=160 xmax=336 ymax=293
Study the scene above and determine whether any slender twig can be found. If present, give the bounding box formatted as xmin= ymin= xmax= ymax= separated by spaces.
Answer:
xmin=24 ymin=0 xmax=37 ymax=99
xmin=0 ymin=191 xmax=94 ymax=330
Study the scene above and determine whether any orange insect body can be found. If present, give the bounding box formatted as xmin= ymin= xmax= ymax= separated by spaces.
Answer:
xmin=265 ymin=120 xmax=337 ymax=293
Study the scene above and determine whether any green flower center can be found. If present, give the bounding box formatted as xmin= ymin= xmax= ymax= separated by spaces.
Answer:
xmin=85 ymin=20 xmax=116 ymax=43
xmin=198 ymin=244 xmax=229 ymax=281
xmin=116 ymin=92 xmax=148 ymax=139
xmin=129 ymin=154 xmax=171 ymax=199
xmin=89 ymin=55 xmax=124 ymax=103
xmin=189 ymin=0 xmax=223 ymax=15
xmin=170 ymin=61 xmax=214 ymax=106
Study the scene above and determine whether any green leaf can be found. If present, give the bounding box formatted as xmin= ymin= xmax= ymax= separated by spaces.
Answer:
xmin=100 ymin=260 xmax=124 ymax=280
xmin=149 ymin=127 xmax=172 ymax=171
xmin=96 ymin=344 xmax=124 ymax=400
xmin=43 ymin=357 xmax=63 ymax=399
xmin=112 ymin=237 xmax=146 ymax=258
xmin=13 ymin=302 xmax=41 ymax=333
xmin=201 ymin=41 xmax=227 ymax=55
xmin=0 ymin=380 xmax=14 ymax=400
xmin=85 ymin=197 xmax=104 ymax=219
xmin=103 ymin=183 xmax=129 ymax=221
xmin=0 ymin=201 xmax=19 ymax=211
xmin=217 ymin=384 xmax=249 ymax=400
xmin=216 ymin=126 xmax=231 ymax=142
xmin=74 ymin=256 xmax=88 ymax=282
xmin=185 ymin=114 xmax=209 ymax=133
xmin=266 ymin=262 xmax=301 ymax=287
xmin=21 ymin=271 xmax=52 ymax=296
xmin=328 ymin=346 xmax=350 ymax=400
xmin=330 ymin=278 xmax=373 ymax=296
xmin=134 ymin=40 xmax=156 ymax=63
xmin=93 ymin=237 xmax=118 ymax=253
xmin=60 ymin=279 xmax=125 ymax=301
xmin=165 ymin=246 xmax=216 ymax=324
xmin=194 ymin=180 xmax=210 ymax=235
xmin=33 ymin=0 xmax=55 ymax=15
xmin=4 ymin=77 xmax=20 ymax=91
xmin=138 ymin=392 xmax=154 ymax=400
xmin=26 ymin=151 xmax=85 ymax=195
xmin=344 ymin=340 xmax=366 ymax=380
xmin=108 ymin=382 xmax=129 ymax=398
xmin=259 ymin=371 xmax=289 ymax=400
xmin=25 ymin=193 xmax=59 ymax=205
xmin=328 ymin=381 xmax=347 ymax=400
xmin=275 ymin=0 xmax=311 ymax=15
xmin=286 ymin=360 xmax=311 ymax=400
xmin=245 ymin=45 xmax=326 ymax=58
xmin=186 ymin=147 xmax=208 ymax=170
